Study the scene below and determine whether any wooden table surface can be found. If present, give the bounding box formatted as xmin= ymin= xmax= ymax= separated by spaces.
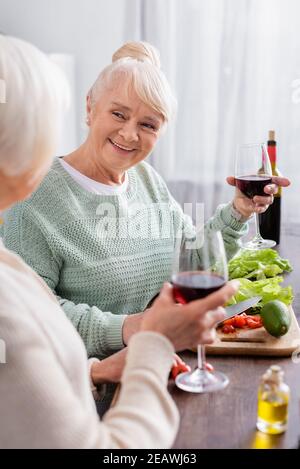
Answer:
xmin=171 ymin=223 xmax=300 ymax=449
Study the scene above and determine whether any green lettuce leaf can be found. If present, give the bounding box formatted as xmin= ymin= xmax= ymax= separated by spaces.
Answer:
xmin=228 ymin=248 xmax=292 ymax=280
xmin=227 ymin=276 xmax=294 ymax=311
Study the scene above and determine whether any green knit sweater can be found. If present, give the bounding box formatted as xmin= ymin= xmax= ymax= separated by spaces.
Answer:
xmin=1 ymin=158 xmax=248 ymax=358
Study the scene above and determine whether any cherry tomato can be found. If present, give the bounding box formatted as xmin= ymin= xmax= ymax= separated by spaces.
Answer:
xmin=233 ymin=315 xmax=247 ymax=328
xmin=221 ymin=313 xmax=262 ymax=333
xmin=205 ymin=362 xmax=215 ymax=372
xmin=223 ymin=317 xmax=235 ymax=326
xmin=246 ymin=318 xmax=263 ymax=328
xmin=249 ymin=315 xmax=263 ymax=323
xmin=222 ymin=324 xmax=236 ymax=334
xmin=171 ymin=362 xmax=191 ymax=379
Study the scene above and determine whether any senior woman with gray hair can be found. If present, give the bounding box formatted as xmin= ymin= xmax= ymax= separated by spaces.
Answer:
xmin=1 ymin=41 xmax=290 ymax=367
xmin=0 ymin=35 xmax=240 ymax=449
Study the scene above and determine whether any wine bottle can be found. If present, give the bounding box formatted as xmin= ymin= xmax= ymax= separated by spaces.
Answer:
xmin=259 ymin=130 xmax=281 ymax=244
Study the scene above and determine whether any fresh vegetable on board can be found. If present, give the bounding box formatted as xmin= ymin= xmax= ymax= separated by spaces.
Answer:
xmin=260 ymin=300 xmax=291 ymax=337
xmin=226 ymin=277 xmax=293 ymax=312
xmin=221 ymin=312 xmax=263 ymax=334
xmin=228 ymin=248 xmax=292 ymax=281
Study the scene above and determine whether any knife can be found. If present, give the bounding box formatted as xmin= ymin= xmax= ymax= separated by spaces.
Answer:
xmin=218 ymin=296 xmax=262 ymax=325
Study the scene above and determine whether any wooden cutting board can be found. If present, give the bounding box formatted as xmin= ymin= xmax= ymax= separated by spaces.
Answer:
xmin=205 ymin=306 xmax=300 ymax=357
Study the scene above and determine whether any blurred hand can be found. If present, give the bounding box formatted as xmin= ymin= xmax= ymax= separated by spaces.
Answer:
xmin=171 ymin=354 xmax=191 ymax=379
xmin=140 ymin=281 xmax=239 ymax=352
xmin=227 ymin=176 xmax=291 ymax=219
xmin=122 ymin=311 xmax=144 ymax=345
xmin=90 ymin=348 xmax=127 ymax=386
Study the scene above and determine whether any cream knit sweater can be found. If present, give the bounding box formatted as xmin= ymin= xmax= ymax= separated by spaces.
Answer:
xmin=1 ymin=159 xmax=248 ymax=359
xmin=0 ymin=240 xmax=178 ymax=449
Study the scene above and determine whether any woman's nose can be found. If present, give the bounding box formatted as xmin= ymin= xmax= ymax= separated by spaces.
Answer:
xmin=118 ymin=122 xmax=139 ymax=142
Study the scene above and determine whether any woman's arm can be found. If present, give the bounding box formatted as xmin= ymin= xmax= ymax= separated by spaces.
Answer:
xmin=1 ymin=205 xmax=126 ymax=359
xmin=203 ymin=202 xmax=248 ymax=260
xmin=0 ymin=307 xmax=178 ymax=449
xmin=143 ymin=162 xmax=248 ymax=261
xmin=171 ymin=195 xmax=248 ymax=261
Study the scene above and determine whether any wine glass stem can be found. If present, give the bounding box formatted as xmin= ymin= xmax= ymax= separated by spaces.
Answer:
xmin=254 ymin=213 xmax=263 ymax=240
xmin=197 ymin=344 xmax=206 ymax=370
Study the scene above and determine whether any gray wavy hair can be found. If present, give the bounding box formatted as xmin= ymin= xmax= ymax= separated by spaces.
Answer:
xmin=0 ymin=35 xmax=69 ymax=176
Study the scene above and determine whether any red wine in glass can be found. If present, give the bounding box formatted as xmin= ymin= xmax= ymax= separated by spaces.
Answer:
xmin=172 ymin=230 xmax=229 ymax=393
xmin=234 ymin=143 xmax=276 ymax=250
xmin=172 ymin=272 xmax=226 ymax=304
xmin=236 ymin=175 xmax=272 ymax=199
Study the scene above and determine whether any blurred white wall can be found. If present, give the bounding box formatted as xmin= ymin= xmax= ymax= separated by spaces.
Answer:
xmin=1 ymin=0 xmax=298 ymax=223
xmin=48 ymin=53 xmax=77 ymax=155
xmin=0 ymin=0 xmax=131 ymax=151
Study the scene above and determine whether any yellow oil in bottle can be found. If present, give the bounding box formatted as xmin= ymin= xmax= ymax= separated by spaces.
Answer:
xmin=250 ymin=430 xmax=281 ymax=449
xmin=256 ymin=366 xmax=289 ymax=435
xmin=257 ymin=392 xmax=288 ymax=433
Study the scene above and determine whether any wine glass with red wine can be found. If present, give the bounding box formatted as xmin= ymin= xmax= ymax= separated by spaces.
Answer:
xmin=172 ymin=230 xmax=229 ymax=393
xmin=235 ymin=143 xmax=276 ymax=250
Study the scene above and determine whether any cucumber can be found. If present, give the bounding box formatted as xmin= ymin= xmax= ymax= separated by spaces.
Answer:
xmin=261 ymin=300 xmax=291 ymax=337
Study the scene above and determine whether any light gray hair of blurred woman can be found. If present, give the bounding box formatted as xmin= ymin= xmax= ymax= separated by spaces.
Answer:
xmin=0 ymin=35 xmax=70 ymax=177
xmin=88 ymin=41 xmax=177 ymax=129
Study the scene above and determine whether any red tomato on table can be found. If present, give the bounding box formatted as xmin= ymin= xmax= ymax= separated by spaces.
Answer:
xmin=221 ymin=313 xmax=263 ymax=333
xmin=171 ymin=361 xmax=215 ymax=379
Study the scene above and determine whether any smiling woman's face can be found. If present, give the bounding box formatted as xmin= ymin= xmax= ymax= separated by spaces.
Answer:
xmin=86 ymin=80 xmax=164 ymax=174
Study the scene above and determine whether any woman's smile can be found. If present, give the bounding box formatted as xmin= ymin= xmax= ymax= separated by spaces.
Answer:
xmin=108 ymin=138 xmax=137 ymax=154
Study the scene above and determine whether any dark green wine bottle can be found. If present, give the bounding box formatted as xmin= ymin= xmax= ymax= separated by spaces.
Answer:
xmin=259 ymin=130 xmax=281 ymax=244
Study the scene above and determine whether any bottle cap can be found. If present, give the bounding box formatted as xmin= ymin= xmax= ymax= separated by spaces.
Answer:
xmin=263 ymin=365 xmax=283 ymax=384
xmin=268 ymin=130 xmax=276 ymax=141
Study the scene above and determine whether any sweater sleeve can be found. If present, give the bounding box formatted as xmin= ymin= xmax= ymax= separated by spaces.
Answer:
xmin=1 ymin=204 xmax=126 ymax=359
xmin=0 ymin=300 xmax=178 ymax=449
xmin=142 ymin=162 xmax=248 ymax=261
xmin=170 ymin=197 xmax=248 ymax=261
xmin=203 ymin=202 xmax=249 ymax=260
xmin=102 ymin=332 xmax=179 ymax=448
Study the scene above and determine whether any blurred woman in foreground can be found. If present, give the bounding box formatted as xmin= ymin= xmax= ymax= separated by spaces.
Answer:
xmin=0 ymin=35 xmax=237 ymax=449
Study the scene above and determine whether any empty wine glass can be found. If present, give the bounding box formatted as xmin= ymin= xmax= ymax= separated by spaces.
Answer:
xmin=171 ymin=230 xmax=229 ymax=393
xmin=235 ymin=143 xmax=276 ymax=250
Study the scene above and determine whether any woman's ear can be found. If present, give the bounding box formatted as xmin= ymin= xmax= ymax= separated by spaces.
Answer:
xmin=86 ymin=94 xmax=93 ymax=126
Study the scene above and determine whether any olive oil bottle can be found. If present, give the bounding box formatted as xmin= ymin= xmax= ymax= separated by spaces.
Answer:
xmin=256 ymin=365 xmax=289 ymax=434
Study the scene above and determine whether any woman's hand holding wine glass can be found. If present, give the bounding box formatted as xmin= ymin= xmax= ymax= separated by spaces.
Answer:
xmin=228 ymin=177 xmax=277 ymax=219
xmin=167 ymin=230 xmax=234 ymax=393
xmin=227 ymin=175 xmax=290 ymax=219
xmin=226 ymin=143 xmax=290 ymax=249
xmin=141 ymin=280 xmax=239 ymax=352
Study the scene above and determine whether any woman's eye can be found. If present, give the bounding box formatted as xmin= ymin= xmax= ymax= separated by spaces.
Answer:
xmin=141 ymin=122 xmax=156 ymax=131
xmin=112 ymin=111 xmax=125 ymax=119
